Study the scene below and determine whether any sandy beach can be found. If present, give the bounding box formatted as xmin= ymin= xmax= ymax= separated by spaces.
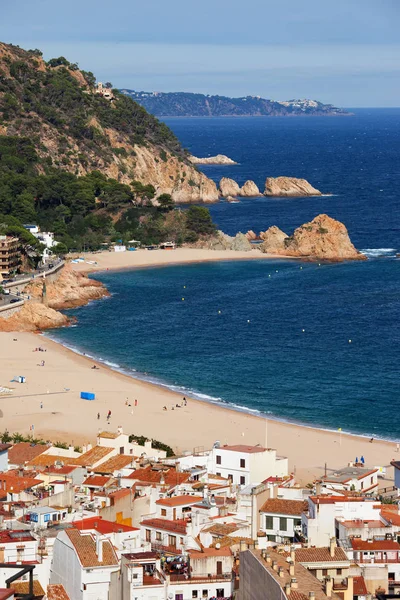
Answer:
xmin=0 ymin=248 xmax=397 ymax=485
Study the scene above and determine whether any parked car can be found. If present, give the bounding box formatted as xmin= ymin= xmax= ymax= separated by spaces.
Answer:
xmin=9 ymin=298 xmax=20 ymax=304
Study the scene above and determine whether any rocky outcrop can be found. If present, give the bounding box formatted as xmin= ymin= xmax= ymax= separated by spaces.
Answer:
xmin=260 ymin=227 xmax=289 ymax=254
xmin=0 ymin=302 xmax=69 ymax=332
xmin=264 ymin=177 xmax=322 ymax=197
xmin=226 ymin=196 xmax=237 ymax=203
xmin=245 ymin=230 xmax=257 ymax=241
xmin=240 ymin=180 xmax=260 ymax=197
xmin=219 ymin=178 xmax=240 ymax=198
xmin=200 ymin=231 xmax=252 ymax=252
xmin=270 ymin=214 xmax=365 ymax=261
xmin=189 ymin=154 xmax=238 ymax=165
xmin=25 ymin=265 xmax=108 ymax=310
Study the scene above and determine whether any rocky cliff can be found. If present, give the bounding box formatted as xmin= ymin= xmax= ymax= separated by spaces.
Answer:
xmin=0 ymin=265 xmax=109 ymax=332
xmin=264 ymin=177 xmax=322 ymax=197
xmin=260 ymin=226 xmax=289 ymax=253
xmin=266 ymin=214 xmax=365 ymax=261
xmin=240 ymin=180 xmax=260 ymax=196
xmin=0 ymin=42 xmax=218 ymax=203
xmin=189 ymin=154 xmax=238 ymax=165
xmin=219 ymin=178 xmax=240 ymax=198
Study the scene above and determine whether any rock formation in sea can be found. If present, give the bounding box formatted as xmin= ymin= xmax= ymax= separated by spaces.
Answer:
xmin=245 ymin=230 xmax=257 ymax=241
xmin=259 ymin=226 xmax=289 ymax=254
xmin=201 ymin=231 xmax=252 ymax=252
xmin=264 ymin=176 xmax=322 ymax=197
xmin=219 ymin=178 xmax=240 ymax=198
xmin=0 ymin=265 xmax=109 ymax=332
xmin=225 ymin=195 xmax=237 ymax=203
xmin=189 ymin=154 xmax=238 ymax=165
xmin=239 ymin=180 xmax=260 ymax=197
xmin=268 ymin=214 xmax=366 ymax=261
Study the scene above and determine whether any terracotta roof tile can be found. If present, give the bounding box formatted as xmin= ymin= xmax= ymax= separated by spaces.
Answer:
xmin=94 ymin=455 xmax=134 ymax=473
xmin=260 ymin=498 xmax=308 ymax=516
xmin=353 ymin=576 xmax=368 ymax=596
xmin=188 ymin=547 xmax=232 ymax=558
xmin=295 ymin=547 xmax=349 ymax=563
xmin=127 ymin=466 xmax=189 ymax=486
xmin=8 ymin=443 xmax=48 ymax=466
xmin=11 ymin=581 xmax=45 ymax=598
xmin=141 ymin=518 xmax=187 ymax=535
xmin=203 ymin=523 xmax=241 ymax=535
xmin=0 ymin=474 xmax=43 ymax=494
xmin=65 ymin=529 xmax=119 ymax=568
xmin=82 ymin=475 xmax=113 ymax=488
xmin=71 ymin=516 xmax=138 ymax=533
xmin=73 ymin=446 xmax=114 ymax=467
xmin=381 ymin=509 xmax=400 ymax=526
xmin=156 ymin=495 xmax=203 ymax=507
xmin=351 ymin=539 xmax=400 ymax=551
xmin=46 ymin=584 xmax=71 ymax=600
xmin=27 ymin=454 xmax=82 ymax=468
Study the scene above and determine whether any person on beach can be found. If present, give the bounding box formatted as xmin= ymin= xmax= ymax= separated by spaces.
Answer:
xmin=163 ymin=406 xmax=167 ymax=411
xmin=40 ymin=402 xmax=43 ymax=409
xmin=134 ymin=399 xmax=138 ymax=407
xmin=183 ymin=397 xmax=187 ymax=406
xmin=97 ymin=412 xmax=100 ymax=420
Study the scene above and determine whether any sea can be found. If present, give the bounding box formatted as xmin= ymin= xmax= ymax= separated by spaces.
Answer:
xmin=47 ymin=109 xmax=400 ymax=440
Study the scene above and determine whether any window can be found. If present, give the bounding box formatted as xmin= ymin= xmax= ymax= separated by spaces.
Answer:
xmin=265 ymin=516 xmax=273 ymax=529
xmin=216 ymin=472 xmax=221 ymax=477
xmin=337 ymin=569 xmax=342 ymax=576
xmin=228 ymin=474 xmax=233 ymax=482
xmin=175 ymin=595 xmax=183 ymax=600
xmin=16 ymin=548 xmax=24 ymax=561
xmin=240 ymin=476 xmax=246 ymax=485
xmin=145 ymin=529 xmax=151 ymax=542
xmin=371 ymin=477 xmax=374 ymax=485
xmin=202 ymin=590 xmax=208 ymax=598
xmin=169 ymin=535 xmax=176 ymax=547
xmin=132 ymin=573 xmax=138 ymax=580
xmin=294 ymin=519 xmax=301 ymax=528
xmin=361 ymin=481 xmax=364 ymax=489
xmin=156 ymin=532 xmax=161 ymax=541
xmin=240 ymin=458 xmax=246 ymax=468
xmin=192 ymin=592 xmax=198 ymax=599
xmin=161 ymin=509 xmax=167 ymax=517
xmin=279 ymin=517 xmax=287 ymax=531
xmin=322 ymin=569 xmax=328 ymax=576
xmin=217 ymin=589 xmax=225 ymax=598
xmin=180 ymin=537 xmax=184 ymax=545
xmin=216 ymin=455 xmax=221 ymax=465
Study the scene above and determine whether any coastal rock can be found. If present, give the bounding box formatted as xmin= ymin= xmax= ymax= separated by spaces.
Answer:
xmin=189 ymin=154 xmax=238 ymax=165
xmin=272 ymin=214 xmax=366 ymax=261
xmin=245 ymin=230 xmax=257 ymax=241
xmin=226 ymin=196 xmax=237 ymax=203
xmin=219 ymin=178 xmax=240 ymax=198
xmin=264 ymin=176 xmax=322 ymax=197
xmin=239 ymin=180 xmax=260 ymax=197
xmin=260 ymin=226 xmax=289 ymax=253
xmin=25 ymin=264 xmax=109 ymax=310
xmin=0 ymin=302 xmax=69 ymax=332
xmin=231 ymin=233 xmax=252 ymax=252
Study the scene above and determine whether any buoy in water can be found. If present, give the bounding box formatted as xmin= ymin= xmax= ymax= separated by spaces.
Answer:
xmin=247 ymin=320 xmax=250 ymax=323
xmin=218 ymin=310 xmax=221 ymax=314
xmin=182 ymin=298 xmax=185 ymax=301
xmin=300 ymin=266 xmax=303 ymax=270
xmin=302 ymin=329 xmax=305 ymax=333
xmin=275 ymin=270 xmax=278 ymax=273
xmin=348 ymin=339 xmax=352 ymax=343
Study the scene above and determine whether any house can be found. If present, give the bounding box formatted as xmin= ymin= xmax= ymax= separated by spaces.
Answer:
xmin=259 ymin=498 xmax=308 ymax=542
xmin=120 ymin=552 xmax=165 ymax=599
xmin=123 ymin=465 xmax=190 ymax=491
xmin=0 ymin=473 xmax=43 ymax=501
xmin=353 ymin=576 xmax=368 ymax=600
xmin=295 ymin=539 xmax=353 ymax=600
xmin=97 ymin=428 xmax=167 ymax=460
xmin=390 ymin=461 xmax=400 ymax=495
xmin=50 ymin=528 xmax=119 ymax=600
xmin=318 ymin=466 xmax=379 ymax=495
xmin=0 ymin=236 xmax=20 ymax=278
xmin=70 ymin=516 xmax=141 ymax=553
xmin=155 ymin=495 xmax=203 ymax=520
xmin=0 ymin=445 xmax=11 ymax=472
xmin=347 ymin=538 xmax=400 ymax=596
xmin=210 ymin=443 xmax=288 ymax=486
xmin=140 ymin=518 xmax=189 ymax=554
xmin=26 ymin=506 xmax=68 ymax=529
xmin=0 ymin=530 xmax=38 ymax=563
xmin=8 ymin=442 xmax=49 ymax=469
xmin=238 ymin=546 xmax=343 ymax=600
xmin=302 ymin=496 xmax=382 ymax=547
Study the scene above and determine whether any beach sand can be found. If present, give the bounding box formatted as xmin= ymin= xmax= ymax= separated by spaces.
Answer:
xmin=0 ymin=249 xmax=396 ymax=485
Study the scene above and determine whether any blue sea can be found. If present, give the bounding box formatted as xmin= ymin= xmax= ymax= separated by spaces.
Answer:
xmin=48 ymin=110 xmax=400 ymax=439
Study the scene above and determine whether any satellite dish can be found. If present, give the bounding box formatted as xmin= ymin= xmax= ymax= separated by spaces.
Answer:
xmin=215 ymin=543 xmax=221 ymax=549
xmin=168 ymin=594 xmax=173 ymax=599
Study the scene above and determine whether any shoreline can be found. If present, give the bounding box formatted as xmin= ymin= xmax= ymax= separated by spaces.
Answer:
xmin=0 ymin=249 xmax=396 ymax=485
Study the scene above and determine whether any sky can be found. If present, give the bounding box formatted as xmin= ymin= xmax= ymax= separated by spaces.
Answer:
xmin=1 ymin=0 xmax=399 ymax=107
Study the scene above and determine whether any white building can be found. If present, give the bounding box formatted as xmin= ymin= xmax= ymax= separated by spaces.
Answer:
xmin=50 ymin=528 xmax=119 ymax=600
xmin=259 ymin=498 xmax=307 ymax=542
xmin=319 ymin=466 xmax=379 ymax=495
xmin=302 ymin=495 xmax=382 ymax=547
xmin=97 ymin=428 xmax=167 ymax=461
xmin=210 ymin=443 xmax=288 ymax=487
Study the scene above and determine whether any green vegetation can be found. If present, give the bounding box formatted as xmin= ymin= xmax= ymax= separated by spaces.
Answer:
xmin=129 ymin=433 xmax=174 ymax=457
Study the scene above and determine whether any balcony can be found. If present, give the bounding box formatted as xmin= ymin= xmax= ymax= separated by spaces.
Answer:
xmin=333 ymin=579 xmax=349 ymax=591
xmin=169 ymin=572 xmax=232 ymax=583
xmin=358 ymin=557 xmax=400 ymax=564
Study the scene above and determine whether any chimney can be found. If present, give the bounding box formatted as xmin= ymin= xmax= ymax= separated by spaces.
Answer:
xmin=309 ymin=593 xmax=315 ymax=600
xmin=325 ymin=576 xmax=333 ymax=597
xmin=291 ymin=579 xmax=298 ymax=589
xmin=272 ymin=560 xmax=278 ymax=571
xmin=289 ymin=563 xmax=295 ymax=577
xmin=266 ymin=553 xmax=272 ymax=563
xmin=316 ymin=481 xmax=322 ymax=495
xmin=290 ymin=545 xmax=296 ymax=563
xmin=329 ymin=537 xmax=336 ymax=558
xmin=285 ymin=584 xmax=291 ymax=597
xmin=96 ymin=534 xmax=103 ymax=562
xmin=278 ymin=567 xmax=285 ymax=578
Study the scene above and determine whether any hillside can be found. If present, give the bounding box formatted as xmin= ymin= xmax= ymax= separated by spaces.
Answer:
xmin=121 ymin=90 xmax=350 ymax=117
xmin=0 ymin=43 xmax=217 ymax=203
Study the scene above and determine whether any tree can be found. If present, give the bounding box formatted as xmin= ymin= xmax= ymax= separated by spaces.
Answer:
xmin=104 ymin=82 xmax=113 ymax=89
xmin=186 ymin=206 xmax=216 ymax=235
xmin=157 ymin=193 xmax=174 ymax=211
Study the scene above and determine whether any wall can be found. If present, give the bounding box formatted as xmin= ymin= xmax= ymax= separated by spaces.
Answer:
xmin=238 ymin=549 xmax=286 ymax=600
xmin=50 ymin=531 xmax=82 ymax=600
